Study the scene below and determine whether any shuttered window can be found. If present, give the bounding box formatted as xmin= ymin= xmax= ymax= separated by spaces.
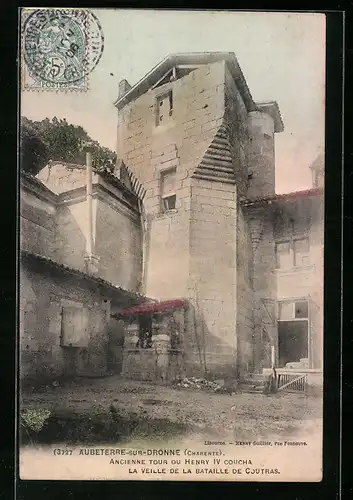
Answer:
xmin=156 ymin=90 xmax=173 ymax=126
xmin=61 ymin=306 xmax=89 ymax=347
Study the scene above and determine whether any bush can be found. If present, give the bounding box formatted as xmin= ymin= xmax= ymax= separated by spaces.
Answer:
xmin=21 ymin=408 xmax=52 ymax=433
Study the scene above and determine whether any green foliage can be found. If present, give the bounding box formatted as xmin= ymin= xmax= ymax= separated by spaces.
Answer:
xmin=20 ymin=121 xmax=50 ymax=174
xmin=20 ymin=116 xmax=117 ymax=174
xmin=21 ymin=408 xmax=51 ymax=433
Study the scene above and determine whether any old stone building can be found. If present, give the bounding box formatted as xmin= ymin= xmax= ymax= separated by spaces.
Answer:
xmin=20 ymin=52 xmax=324 ymax=385
xmin=20 ymin=164 xmax=147 ymax=383
xmin=113 ymin=52 xmax=324 ymax=379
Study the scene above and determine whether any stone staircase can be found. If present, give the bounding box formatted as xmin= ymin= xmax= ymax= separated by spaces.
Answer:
xmin=192 ymin=125 xmax=236 ymax=184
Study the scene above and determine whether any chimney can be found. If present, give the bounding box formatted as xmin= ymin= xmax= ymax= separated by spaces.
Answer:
xmin=119 ymin=79 xmax=131 ymax=98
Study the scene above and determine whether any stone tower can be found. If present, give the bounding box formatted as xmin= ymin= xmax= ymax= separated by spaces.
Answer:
xmin=114 ymin=53 xmax=283 ymax=376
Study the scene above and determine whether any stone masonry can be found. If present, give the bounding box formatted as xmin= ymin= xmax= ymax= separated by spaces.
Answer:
xmin=115 ymin=53 xmax=284 ymax=376
xmin=20 ymin=165 xmax=144 ymax=383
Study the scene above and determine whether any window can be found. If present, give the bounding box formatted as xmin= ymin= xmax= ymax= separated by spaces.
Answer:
xmin=160 ymin=168 xmax=176 ymax=212
xmin=278 ymin=301 xmax=294 ymax=321
xmin=295 ymin=301 xmax=308 ymax=319
xmin=275 ymin=237 xmax=310 ymax=269
xmin=156 ymin=90 xmax=173 ymax=126
xmin=293 ymin=238 xmax=310 ymax=267
xmin=277 ymin=300 xmax=309 ymax=321
xmin=61 ymin=306 xmax=89 ymax=347
xmin=275 ymin=241 xmax=291 ymax=269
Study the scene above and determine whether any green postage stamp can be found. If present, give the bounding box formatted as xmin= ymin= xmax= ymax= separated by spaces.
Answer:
xmin=21 ymin=8 xmax=104 ymax=91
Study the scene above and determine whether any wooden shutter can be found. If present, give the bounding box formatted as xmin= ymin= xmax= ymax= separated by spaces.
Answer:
xmin=61 ymin=306 xmax=89 ymax=347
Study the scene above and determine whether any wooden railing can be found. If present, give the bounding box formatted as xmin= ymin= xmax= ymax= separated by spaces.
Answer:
xmin=277 ymin=372 xmax=307 ymax=393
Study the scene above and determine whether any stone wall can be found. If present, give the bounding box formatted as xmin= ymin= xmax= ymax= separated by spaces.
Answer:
xmin=116 ymin=61 xmax=252 ymax=376
xmin=20 ymin=189 xmax=57 ymax=259
xmin=188 ymin=178 xmax=237 ymax=375
xmin=245 ymin=196 xmax=324 ymax=371
xmin=19 ymin=264 xmax=111 ymax=384
xmin=55 ymin=199 xmax=92 ymax=272
xmin=34 ymin=163 xmax=143 ymax=292
xmin=274 ymin=200 xmax=323 ymax=302
xmin=37 ymin=162 xmax=88 ymax=194
xmin=224 ymin=64 xmax=250 ymax=198
xmin=273 ymin=198 xmax=324 ymax=369
xmin=246 ymin=206 xmax=278 ymax=371
xmin=121 ymin=309 xmax=185 ymax=382
xmin=247 ymin=111 xmax=276 ymax=199
xmin=95 ymin=195 xmax=142 ymax=292
xmin=236 ymin=206 xmax=255 ymax=374
xmin=117 ymin=61 xmax=227 ymax=300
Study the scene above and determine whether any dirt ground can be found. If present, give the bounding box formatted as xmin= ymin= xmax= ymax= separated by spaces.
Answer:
xmin=21 ymin=375 xmax=323 ymax=442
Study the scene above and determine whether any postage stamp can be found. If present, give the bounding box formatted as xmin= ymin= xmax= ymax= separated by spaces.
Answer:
xmin=21 ymin=8 xmax=104 ymax=91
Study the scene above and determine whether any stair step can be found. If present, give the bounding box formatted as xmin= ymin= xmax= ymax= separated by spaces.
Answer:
xmin=241 ymin=378 xmax=266 ymax=384
xmin=192 ymin=172 xmax=235 ymax=184
xmin=199 ymin=164 xmax=234 ymax=175
xmin=201 ymin=158 xmax=234 ymax=170
xmin=204 ymin=152 xmax=233 ymax=163
xmin=195 ymin=170 xmax=234 ymax=181
xmin=216 ymin=129 xmax=229 ymax=138
xmin=244 ymin=375 xmax=267 ymax=382
xmin=209 ymin=141 xmax=231 ymax=153
xmin=212 ymin=135 xmax=229 ymax=148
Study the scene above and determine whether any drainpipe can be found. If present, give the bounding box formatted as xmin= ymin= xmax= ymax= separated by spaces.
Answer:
xmin=86 ymin=150 xmax=93 ymax=257
xmin=83 ymin=144 xmax=99 ymax=275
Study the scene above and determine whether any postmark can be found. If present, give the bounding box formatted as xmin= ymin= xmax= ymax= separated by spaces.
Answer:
xmin=21 ymin=8 xmax=104 ymax=91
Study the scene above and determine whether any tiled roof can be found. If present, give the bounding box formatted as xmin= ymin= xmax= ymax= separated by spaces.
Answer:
xmin=242 ymin=187 xmax=324 ymax=207
xmin=117 ymin=299 xmax=186 ymax=316
xmin=20 ymin=249 xmax=150 ymax=304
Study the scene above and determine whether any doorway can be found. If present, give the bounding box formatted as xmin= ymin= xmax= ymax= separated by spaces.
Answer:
xmin=278 ymin=320 xmax=308 ymax=368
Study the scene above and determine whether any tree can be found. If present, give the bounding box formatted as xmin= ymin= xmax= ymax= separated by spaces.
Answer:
xmin=20 ymin=120 xmax=50 ymax=174
xmin=20 ymin=117 xmax=117 ymax=174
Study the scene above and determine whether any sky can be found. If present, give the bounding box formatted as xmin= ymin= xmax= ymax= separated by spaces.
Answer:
xmin=21 ymin=10 xmax=326 ymax=193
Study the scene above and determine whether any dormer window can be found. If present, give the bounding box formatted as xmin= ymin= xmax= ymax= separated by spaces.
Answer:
xmin=156 ymin=90 xmax=173 ymax=126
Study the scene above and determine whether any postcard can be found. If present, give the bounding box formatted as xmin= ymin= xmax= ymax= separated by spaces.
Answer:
xmin=19 ymin=8 xmax=325 ymax=481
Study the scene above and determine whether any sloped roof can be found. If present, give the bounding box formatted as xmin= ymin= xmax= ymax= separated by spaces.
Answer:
xmin=20 ymin=170 xmax=58 ymax=202
xmin=21 ymin=249 xmax=150 ymax=304
xmin=117 ymin=299 xmax=186 ymax=316
xmin=309 ymin=152 xmax=325 ymax=172
xmin=255 ymin=101 xmax=284 ymax=133
xmin=242 ymin=187 xmax=324 ymax=207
